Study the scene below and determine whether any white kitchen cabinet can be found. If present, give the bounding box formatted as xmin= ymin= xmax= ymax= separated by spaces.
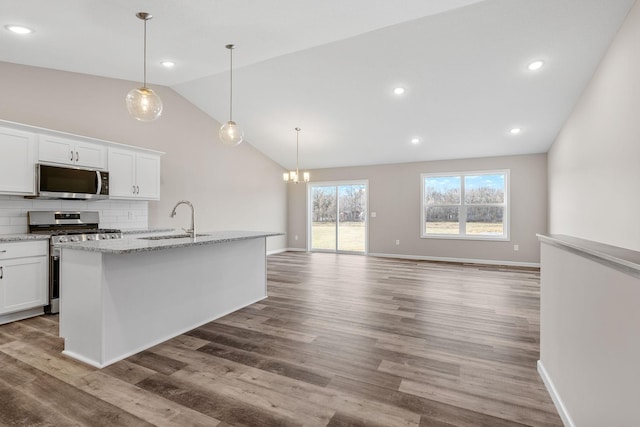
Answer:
xmin=108 ymin=148 xmax=160 ymax=200
xmin=0 ymin=126 xmax=36 ymax=195
xmin=38 ymin=135 xmax=107 ymax=170
xmin=0 ymin=240 xmax=48 ymax=316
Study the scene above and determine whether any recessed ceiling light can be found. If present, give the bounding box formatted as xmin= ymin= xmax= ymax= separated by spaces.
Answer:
xmin=510 ymin=128 xmax=522 ymax=135
xmin=528 ymin=60 xmax=544 ymax=71
xmin=160 ymin=61 xmax=175 ymax=68
xmin=393 ymin=87 xmax=405 ymax=95
xmin=411 ymin=138 xmax=420 ymax=144
xmin=5 ymin=25 xmax=33 ymax=35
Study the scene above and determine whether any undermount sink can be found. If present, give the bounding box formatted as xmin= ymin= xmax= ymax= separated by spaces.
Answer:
xmin=138 ymin=234 xmax=209 ymax=240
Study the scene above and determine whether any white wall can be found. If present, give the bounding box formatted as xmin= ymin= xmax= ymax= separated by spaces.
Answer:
xmin=548 ymin=0 xmax=640 ymax=251
xmin=288 ymin=153 xmax=547 ymax=265
xmin=0 ymin=62 xmax=287 ymax=251
xmin=540 ymin=2 xmax=640 ymax=425
xmin=539 ymin=239 xmax=640 ymax=427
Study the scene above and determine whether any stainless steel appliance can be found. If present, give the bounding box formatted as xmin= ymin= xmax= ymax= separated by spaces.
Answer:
xmin=28 ymin=211 xmax=122 ymax=314
xmin=34 ymin=164 xmax=109 ymax=200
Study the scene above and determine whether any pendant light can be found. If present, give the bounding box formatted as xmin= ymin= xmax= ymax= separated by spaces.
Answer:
xmin=219 ymin=44 xmax=244 ymax=145
xmin=126 ymin=12 xmax=163 ymax=122
xmin=283 ymin=128 xmax=310 ymax=183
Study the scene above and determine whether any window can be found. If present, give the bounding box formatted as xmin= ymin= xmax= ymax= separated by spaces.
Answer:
xmin=421 ymin=170 xmax=509 ymax=240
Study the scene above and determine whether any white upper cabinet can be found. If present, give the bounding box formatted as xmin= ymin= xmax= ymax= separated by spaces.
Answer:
xmin=0 ymin=126 xmax=36 ymax=195
xmin=135 ymin=152 xmax=161 ymax=200
xmin=38 ymin=135 xmax=107 ymax=170
xmin=0 ymin=120 xmax=163 ymax=199
xmin=108 ymin=148 xmax=161 ymax=200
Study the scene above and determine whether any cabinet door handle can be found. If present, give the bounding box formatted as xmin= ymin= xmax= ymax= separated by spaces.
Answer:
xmin=76 ymin=151 xmax=79 ymax=162
xmin=136 ymin=185 xmax=140 ymax=194
xmin=0 ymin=250 xmax=6 ymax=253
xmin=70 ymin=150 xmax=74 ymax=161
xmin=0 ymin=266 xmax=3 ymax=279
xmin=132 ymin=185 xmax=136 ymax=194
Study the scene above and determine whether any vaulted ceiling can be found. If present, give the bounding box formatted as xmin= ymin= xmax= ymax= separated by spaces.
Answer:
xmin=1 ymin=0 xmax=636 ymax=169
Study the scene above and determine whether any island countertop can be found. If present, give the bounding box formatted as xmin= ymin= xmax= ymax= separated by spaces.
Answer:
xmin=56 ymin=230 xmax=283 ymax=254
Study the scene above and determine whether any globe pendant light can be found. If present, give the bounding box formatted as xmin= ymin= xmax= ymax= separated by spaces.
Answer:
xmin=219 ymin=44 xmax=244 ymax=145
xmin=283 ymin=128 xmax=310 ymax=183
xmin=126 ymin=12 xmax=163 ymax=122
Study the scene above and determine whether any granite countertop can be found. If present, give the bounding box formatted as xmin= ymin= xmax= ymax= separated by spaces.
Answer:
xmin=537 ymin=233 xmax=640 ymax=277
xmin=0 ymin=234 xmax=51 ymax=242
xmin=120 ymin=228 xmax=175 ymax=235
xmin=56 ymin=230 xmax=283 ymax=254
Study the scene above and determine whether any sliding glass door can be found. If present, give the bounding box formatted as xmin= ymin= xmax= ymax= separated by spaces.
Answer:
xmin=309 ymin=181 xmax=367 ymax=253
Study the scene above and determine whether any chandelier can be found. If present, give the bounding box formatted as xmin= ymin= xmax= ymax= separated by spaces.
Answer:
xmin=283 ymin=127 xmax=309 ymax=183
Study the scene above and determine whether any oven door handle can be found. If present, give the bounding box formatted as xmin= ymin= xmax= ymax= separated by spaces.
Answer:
xmin=96 ymin=170 xmax=102 ymax=195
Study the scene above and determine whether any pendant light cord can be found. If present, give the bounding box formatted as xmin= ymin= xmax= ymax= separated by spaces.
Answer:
xmin=295 ymin=127 xmax=301 ymax=176
xmin=228 ymin=45 xmax=234 ymax=121
xmin=143 ymin=17 xmax=147 ymax=88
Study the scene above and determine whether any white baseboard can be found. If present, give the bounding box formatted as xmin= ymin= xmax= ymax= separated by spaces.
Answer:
xmin=267 ymin=248 xmax=307 ymax=255
xmin=0 ymin=306 xmax=45 ymax=325
xmin=266 ymin=248 xmax=289 ymax=255
xmin=538 ymin=360 xmax=575 ymax=427
xmin=368 ymin=252 xmax=540 ymax=268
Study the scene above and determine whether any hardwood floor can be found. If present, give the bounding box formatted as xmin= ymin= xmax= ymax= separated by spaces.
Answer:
xmin=0 ymin=252 xmax=562 ymax=426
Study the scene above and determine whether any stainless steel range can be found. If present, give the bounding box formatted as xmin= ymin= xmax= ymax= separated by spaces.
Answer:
xmin=27 ymin=211 xmax=123 ymax=314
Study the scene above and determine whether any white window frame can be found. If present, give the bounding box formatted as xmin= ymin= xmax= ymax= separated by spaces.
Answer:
xmin=420 ymin=169 xmax=510 ymax=241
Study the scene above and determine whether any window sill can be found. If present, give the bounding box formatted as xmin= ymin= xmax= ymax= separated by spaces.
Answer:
xmin=421 ymin=234 xmax=510 ymax=242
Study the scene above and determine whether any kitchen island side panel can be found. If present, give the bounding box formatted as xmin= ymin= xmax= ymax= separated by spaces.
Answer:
xmin=59 ymin=249 xmax=105 ymax=366
xmin=60 ymin=237 xmax=267 ymax=368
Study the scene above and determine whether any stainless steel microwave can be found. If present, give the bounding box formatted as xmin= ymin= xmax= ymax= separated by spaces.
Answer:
xmin=35 ymin=164 xmax=109 ymax=200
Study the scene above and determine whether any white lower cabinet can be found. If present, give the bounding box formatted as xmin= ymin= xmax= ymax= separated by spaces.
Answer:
xmin=0 ymin=241 xmax=48 ymax=318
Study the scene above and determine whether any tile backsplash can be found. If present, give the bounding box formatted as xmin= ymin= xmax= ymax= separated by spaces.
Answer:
xmin=0 ymin=195 xmax=148 ymax=234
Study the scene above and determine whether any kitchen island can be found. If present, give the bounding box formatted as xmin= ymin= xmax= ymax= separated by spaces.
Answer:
xmin=56 ymin=230 xmax=282 ymax=368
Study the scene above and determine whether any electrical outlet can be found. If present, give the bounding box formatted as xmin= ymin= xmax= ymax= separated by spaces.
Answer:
xmin=396 ymin=239 xmax=400 ymax=245
xmin=371 ymin=212 xmax=377 ymax=218
xmin=128 ymin=211 xmax=134 ymax=220
xmin=514 ymin=244 xmax=519 ymax=251
xmin=294 ymin=235 xmax=298 ymax=241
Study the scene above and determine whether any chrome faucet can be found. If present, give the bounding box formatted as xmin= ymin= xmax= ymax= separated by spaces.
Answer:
xmin=170 ymin=200 xmax=196 ymax=238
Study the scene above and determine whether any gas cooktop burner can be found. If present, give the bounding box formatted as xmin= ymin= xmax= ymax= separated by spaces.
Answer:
xmin=27 ymin=211 xmax=123 ymax=243
xmin=51 ymin=231 xmax=123 ymax=244
xmin=44 ymin=228 xmax=122 ymax=236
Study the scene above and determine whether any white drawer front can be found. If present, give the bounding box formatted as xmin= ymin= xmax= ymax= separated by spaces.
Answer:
xmin=0 ymin=240 xmax=48 ymax=260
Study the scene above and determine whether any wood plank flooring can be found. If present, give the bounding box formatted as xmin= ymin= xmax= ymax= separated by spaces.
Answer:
xmin=0 ymin=252 xmax=562 ymax=426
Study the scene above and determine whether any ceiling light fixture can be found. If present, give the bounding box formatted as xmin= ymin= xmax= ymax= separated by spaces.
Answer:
xmin=510 ymin=127 xmax=522 ymax=135
xmin=5 ymin=25 xmax=33 ymax=35
xmin=160 ymin=61 xmax=175 ymax=68
xmin=283 ymin=128 xmax=309 ymax=183
xmin=528 ymin=60 xmax=544 ymax=71
xmin=393 ymin=87 xmax=405 ymax=95
xmin=411 ymin=138 xmax=420 ymax=144
xmin=219 ymin=44 xmax=244 ymax=146
xmin=125 ymin=12 xmax=163 ymax=122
